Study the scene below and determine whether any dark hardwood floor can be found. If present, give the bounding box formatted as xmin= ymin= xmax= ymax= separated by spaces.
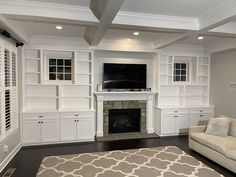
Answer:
xmin=1 ymin=136 xmax=235 ymax=177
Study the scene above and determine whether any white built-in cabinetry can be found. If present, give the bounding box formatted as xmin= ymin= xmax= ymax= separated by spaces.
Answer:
xmin=21 ymin=48 xmax=95 ymax=145
xmin=155 ymin=52 xmax=214 ymax=136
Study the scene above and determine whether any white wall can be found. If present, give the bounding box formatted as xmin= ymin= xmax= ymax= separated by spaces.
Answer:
xmin=210 ymin=49 xmax=236 ymax=117
xmin=94 ymin=50 xmax=156 ymax=91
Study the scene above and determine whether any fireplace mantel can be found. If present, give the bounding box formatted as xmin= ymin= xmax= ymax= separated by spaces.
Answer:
xmin=94 ymin=91 xmax=158 ymax=137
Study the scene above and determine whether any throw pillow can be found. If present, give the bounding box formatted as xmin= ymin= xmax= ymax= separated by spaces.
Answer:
xmin=205 ymin=117 xmax=231 ymax=137
xmin=220 ymin=115 xmax=236 ymax=137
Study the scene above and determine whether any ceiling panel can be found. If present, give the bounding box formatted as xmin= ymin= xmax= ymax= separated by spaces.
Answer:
xmin=14 ymin=20 xmax=85 ymax=37
xmin=15 ymin=0 xmax=90 ymax=7
xmin=103 ymin=28 xmax=181 ymax=43
xmin=121 ymin=0 xmax=232 ymax=18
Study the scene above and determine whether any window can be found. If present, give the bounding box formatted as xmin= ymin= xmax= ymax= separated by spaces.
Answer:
xmin=48 ymin=58 xmax=72 ymax=81
xmin=173 ymin=62 xmax=189 ymax=82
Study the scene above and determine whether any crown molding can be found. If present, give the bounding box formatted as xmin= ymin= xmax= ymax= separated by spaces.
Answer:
xmin=199 ymin=0 xmax=236 ymax=30
xmin=113 ymin=11 xmax=199 ymax=31
xmin=0 ymin=0 xmax=98 ymax=23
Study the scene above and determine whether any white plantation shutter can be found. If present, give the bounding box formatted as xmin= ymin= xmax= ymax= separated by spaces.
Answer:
xmin=11 ymin=51 xmax=18 ymax=131
xmin=0 ymin=39 xmax=18 ymax=141
xmin=0 ymin=44 xmax=3 ymax=141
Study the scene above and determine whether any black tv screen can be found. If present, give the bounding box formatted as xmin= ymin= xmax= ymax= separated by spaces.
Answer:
xmin=103 ymin=63 xmax=147 ymax=89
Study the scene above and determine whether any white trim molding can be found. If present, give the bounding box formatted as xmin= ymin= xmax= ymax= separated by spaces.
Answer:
xmin=0 ymin=143 xmax=21 ymax=173
xmin=113 ymin=11 xmax=199 ymax=31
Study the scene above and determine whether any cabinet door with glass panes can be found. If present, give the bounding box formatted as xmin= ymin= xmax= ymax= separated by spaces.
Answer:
xmin=48 ymin=58 xmax=72 ymax=81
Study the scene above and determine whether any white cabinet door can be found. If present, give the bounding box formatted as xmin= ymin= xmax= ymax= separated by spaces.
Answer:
xmin=161 ymin=115 xmax=177 ymax=134
xmin=60 ymin=119 xmax=77 ymax=141
xmin=189 ymin=114 xmax=201 ymax=127
xmin=177 ymin=114 xmax=189 ymax=134
xmin=77 ymin=118 xmax=93 ymax=140
xmin=41 ymin=119 xmax=59 ymax=142
xmin=22 ymin=120 xmax=40 ymax=144
xmin=200 ymin=114 xmax=213 ymax=121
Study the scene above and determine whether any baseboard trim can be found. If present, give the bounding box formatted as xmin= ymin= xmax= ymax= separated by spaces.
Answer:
xmin=0 ymin=143 xmax=21 ymax=173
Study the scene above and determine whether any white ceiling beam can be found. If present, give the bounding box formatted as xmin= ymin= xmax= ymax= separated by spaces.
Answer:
xmin=153 ymin=33 xmax=190 ymax=49
xmin=0 ymin=15 xmax=31 ymax=43
xmin=199 ymin=0 xmax=236 ymax=31
xmin=84 ymin=0 xmax=125 ymax=46
xmin=0 ymin=0 xmax=99 ymax=25
xmin=113 ymin=11 xmax=199 ymax=31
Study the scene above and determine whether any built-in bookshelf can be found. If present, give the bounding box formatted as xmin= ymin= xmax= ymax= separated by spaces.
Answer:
xmin=23 ymin=48 xmax=93 ymax=112
xmin=158 ymin=54 xmax=210 ymax=107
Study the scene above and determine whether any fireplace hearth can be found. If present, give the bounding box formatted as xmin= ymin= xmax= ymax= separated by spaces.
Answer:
xmin=109 ymin=109 xmax=141 ymax=134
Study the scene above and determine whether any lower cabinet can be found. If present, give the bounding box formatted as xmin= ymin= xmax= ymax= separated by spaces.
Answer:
xmin=155 ymin=107 xmax=214 ymax=136
xmin=22 ymin=119 xmax=59 ymax=144
xmin=22 ymin=111 xmax=95 ymax=145
xmin=161 ymin=115 xmax=177 ymax=134
xmin=60 ymin=118 xmax=94 ymax=141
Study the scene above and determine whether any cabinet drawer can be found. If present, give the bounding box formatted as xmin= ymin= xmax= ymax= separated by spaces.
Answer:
xmin=61 ymin=112 xmax=93 ymax=119
xmin=189 ymin=108 xmax=213 ymax=114
xmin=23 ymin=113 xmax=59 ymax=120
xmin=162 ymin=109 xmax=188 ymax=115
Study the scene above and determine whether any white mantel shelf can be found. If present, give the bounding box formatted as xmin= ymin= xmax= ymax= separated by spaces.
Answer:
xmin=94 ymin=91 xmax=158 ymax=137
xmin=94 ymin=91 xmax=157 ymax=101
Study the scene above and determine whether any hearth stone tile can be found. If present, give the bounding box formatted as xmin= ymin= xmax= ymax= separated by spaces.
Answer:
xmin=96 ymin=133 xmax=159 ymax=141
xmin=114 ymin=132 xmax=141 ymax=139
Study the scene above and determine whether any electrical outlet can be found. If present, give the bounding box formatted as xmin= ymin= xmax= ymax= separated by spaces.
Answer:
xmin=3 ymin=145 xmax=9 ymax=153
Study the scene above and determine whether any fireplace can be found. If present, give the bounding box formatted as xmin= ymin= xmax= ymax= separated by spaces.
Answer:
xmin=103 ymin=100 xmax=147 ymax=135
xmin=109 ymin=109 xmax=141 ymax=134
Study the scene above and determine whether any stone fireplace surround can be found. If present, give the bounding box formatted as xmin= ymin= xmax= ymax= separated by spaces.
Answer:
xmin=94 ymin=92 xmax=157 ymax=137
xmin=103 ymin=101 xmax=146 ymax=136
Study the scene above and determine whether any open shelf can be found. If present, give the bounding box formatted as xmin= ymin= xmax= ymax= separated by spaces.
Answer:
xmin=23 ymin=49 xmax=93 ymax=112
xmin=158 ymin=53 xmax=210 ymax=108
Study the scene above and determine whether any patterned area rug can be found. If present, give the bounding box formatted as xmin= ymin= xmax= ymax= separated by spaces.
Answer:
xmin=37 ymin=146 xmax=224 ymax=177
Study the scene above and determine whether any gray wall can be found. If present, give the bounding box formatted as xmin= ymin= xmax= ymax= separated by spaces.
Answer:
xmin=210 ymin=49 xmax=236 ymax=117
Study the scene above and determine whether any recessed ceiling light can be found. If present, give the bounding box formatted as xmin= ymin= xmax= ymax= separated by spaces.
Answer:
xmin=198 ymin=36 xmax=204 ymax=40
xmin=56 ymin=26 xmax=63 ymax=30
xmin=133 ymin=32 xmax=139 ymax=36
xmin=127 ymin=38 xmax=131 ymax=41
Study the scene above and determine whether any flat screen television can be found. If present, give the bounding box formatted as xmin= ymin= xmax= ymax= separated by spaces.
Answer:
xmin=103 ymin=63 xmax=147 ymax=89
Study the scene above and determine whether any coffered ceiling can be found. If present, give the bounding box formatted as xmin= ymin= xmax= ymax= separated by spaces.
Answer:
xmin=0 ymin=0 xmax=236 ymax=52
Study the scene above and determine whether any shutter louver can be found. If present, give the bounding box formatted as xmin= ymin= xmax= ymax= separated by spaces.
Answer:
xmin=0 ymin=45 xmax=3 ymax=140
xmin=12 ymin=52 xmax=16 ymax=86
xmin=5 ymin=90 xmax=11 ymax=131
xmin=4 ymin=49 xmax=10 ymax=87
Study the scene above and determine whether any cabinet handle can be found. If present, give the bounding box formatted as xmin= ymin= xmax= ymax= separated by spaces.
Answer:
xmin=200 ymin=115 xmax=204 ymax=117
xmin=77 ymin=120 xmax=79 ymax=122
xmin=200 ymin=110 xmax=203 ymax=112
xmin=174 ymin=116 xmax=178 ymax=117
xmin=174 ymin=111 xmax=178 ymax=113
xmin=38 ymin=121 xmax=40 ymax=124
xmin=75 ymin=114 xmax=79 ymax=116
xmin=74 ymin=120 xmax=77 ymax=122
xmin=39 ymin=116 xmax=44 ymax=118
xmin=41 ymin=121 xmax=43 ymax=123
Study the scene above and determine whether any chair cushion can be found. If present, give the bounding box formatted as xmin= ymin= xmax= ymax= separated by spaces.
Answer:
xmin=191 ymin=132 xmax=236 ymax=155
xmin=226 ymin=150 xmax=236 ymax=161
xmin=205 ymin=117 xmax=231 ymax=137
